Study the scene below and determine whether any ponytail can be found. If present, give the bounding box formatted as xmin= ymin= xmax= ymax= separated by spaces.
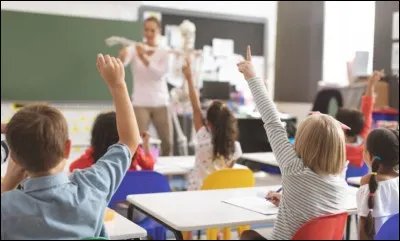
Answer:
xmin=206 ymin=101 xmax=238 ymax=160
xmin=365 ymin=158 xmax=379 ymax=238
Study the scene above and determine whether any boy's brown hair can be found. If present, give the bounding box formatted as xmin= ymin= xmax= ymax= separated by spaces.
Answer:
xmin=6 ymin=104 xmax=69 ymax=173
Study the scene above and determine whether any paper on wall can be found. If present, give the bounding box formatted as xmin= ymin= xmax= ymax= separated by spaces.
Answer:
xmin=392 ymin=42 xmax=399 ymax=73
xmin=212 ymin=38 xmax=234 ymax=57
xmin=393 ymin=12 xmax=399 ymax=40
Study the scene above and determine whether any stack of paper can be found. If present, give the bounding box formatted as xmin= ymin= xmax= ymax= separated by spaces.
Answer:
xmin=222 ymin=196 xmax=279 ymax=215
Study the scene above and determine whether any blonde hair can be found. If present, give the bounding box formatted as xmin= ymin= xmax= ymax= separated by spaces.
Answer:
xmin=294 ymin=114 xmax=346 ymax=175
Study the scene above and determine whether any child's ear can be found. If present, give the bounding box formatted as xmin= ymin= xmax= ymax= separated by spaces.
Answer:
xmin=64 ymin=140 xmax=71 ymax=159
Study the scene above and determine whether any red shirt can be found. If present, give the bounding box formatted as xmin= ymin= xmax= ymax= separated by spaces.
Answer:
xmin=69 ymin=146 xmax=155 ymax=172
xmin=346 ymin=95 xmax=374 ymax=167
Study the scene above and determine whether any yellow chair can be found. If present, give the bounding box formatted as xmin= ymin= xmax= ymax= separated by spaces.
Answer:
xmin=201 ymin=168 xmax=255 ymax=240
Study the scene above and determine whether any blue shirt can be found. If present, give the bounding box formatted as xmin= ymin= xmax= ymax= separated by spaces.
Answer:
xmin=1 ymin=144 xmax=131 ymax=240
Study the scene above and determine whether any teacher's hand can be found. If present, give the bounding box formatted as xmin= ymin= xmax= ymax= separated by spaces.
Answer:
xmin=136 ymin=44 xmax=145 ymax=57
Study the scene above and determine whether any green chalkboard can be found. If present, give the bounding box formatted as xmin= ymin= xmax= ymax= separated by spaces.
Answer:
xmin=1 ymin=10 xmax=142 ymax=101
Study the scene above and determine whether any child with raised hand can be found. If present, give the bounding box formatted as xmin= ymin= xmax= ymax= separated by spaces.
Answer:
xmin=182 ymin=57 xmax=242 ymax=191
xmin=357 ymin=128 xmax=399 ymax=240
xmin=336 ymin=70 xmax=384 ymax=168
xmin=1 ymin=54 xmax=140 ymax=239
xmin=238 ymin=46 xmax=349 ymax=240
xmin=70 ymin=111 xmax=154 ymax=172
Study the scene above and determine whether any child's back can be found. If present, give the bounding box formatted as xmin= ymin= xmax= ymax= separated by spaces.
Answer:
xmin=336 ymin=71 xmax=383 ymax=168
xmin=1 ymin=144 xmax=130 ymax=239
xmin=238 ymin=46 xmax=348 ymax=240
xmin=1 ymin=54 xmax=140 ymax=239
xmin=356 ymin=128 xmax=399 ymax=239
xmin=181 ymin=60 xmax=242 ymax=191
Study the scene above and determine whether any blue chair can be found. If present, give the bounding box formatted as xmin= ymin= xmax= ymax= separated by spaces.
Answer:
xmin=108 ymin=171 xmax=171 ymax=240
xmin=346 ymin=162 xmax=369 ymax=179
xmin=375 ymin=214 xmax=399 ymax=240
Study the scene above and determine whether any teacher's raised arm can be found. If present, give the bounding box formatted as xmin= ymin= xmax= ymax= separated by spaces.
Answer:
xmin=121 ymin=17 xmax=172 ymax=157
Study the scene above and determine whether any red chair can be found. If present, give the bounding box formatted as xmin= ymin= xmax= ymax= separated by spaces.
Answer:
xmin=292 ymin=212 xmax=348 ymax=240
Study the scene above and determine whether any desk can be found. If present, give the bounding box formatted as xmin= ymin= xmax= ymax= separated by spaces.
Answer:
xmin=106 ymin=211 xmax=147 ymax=240
xmin=347 ymin=177 xmax=361 ymax=187
xmin=155 ymin=156 xmax=248 ymax=176
xmin=127 ymin=186 xmax=358 ymax=240
xmin=241 ymin=152 xmax=278 ymax=167
xmin=1 ymin=155 xmax=248 ymax=179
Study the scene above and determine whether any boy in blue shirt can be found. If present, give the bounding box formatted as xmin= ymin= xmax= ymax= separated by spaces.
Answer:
xmin=1 ymin=54 xmax=140 ymax=239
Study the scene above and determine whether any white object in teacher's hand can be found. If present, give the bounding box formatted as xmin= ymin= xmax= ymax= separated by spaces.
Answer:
xmin=105 ymin=36 xmax=137 ymax=47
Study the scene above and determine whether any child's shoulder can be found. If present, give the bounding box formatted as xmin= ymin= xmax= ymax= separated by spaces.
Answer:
xmin=360 ymin=174 xmax=372 ymax=186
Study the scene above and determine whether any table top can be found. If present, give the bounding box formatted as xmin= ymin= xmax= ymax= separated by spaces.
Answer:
xmin=241 ymin=152 xmax=278 ymax=167
xmin=347 ymin=177 xmax=362 ymax=187
xmin=106 ymin=211 xmax=147 ymax=240
xmin=1 ymin=155 xmax=248 ymax=177
xmin=127 ymin=186 xmax=358 ymax=232
xmin=155 ymin=155 xmax=248 ymax=176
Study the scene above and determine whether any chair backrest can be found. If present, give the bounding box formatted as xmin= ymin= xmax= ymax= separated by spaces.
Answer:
xmin=292 ymin=212 xmax=348 ymax=240
xmin=311 ymin=88 xmax=343 ymax=116
xmin=375 ymin=213 xmax=399 ymax=240
xmin=108 ymin=171 xmax=171 ymax=209
xmin=346 ymin=162 xmax=369 ymax=179
xmin=201 ymin=168 xmax=255 ymax=190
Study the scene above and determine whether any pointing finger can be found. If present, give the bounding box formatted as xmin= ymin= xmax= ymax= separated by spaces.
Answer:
xmin=246 ymin=45 xmax=252 ymax=61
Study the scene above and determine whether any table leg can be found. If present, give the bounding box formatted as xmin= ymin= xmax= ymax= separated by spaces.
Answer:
xmin=128 ymin=204 xmax=184 ymax=240
xmin=346 ymin=215 xmax=351 ymax=240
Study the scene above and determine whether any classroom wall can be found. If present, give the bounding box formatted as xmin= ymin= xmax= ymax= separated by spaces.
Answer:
xmin=373 ymin=1 xmax=399 ymax=75
xmin=1 ymin=1 xmax=278 ymax=99
xmin=274 ymin=1 xmax=325 ymax=103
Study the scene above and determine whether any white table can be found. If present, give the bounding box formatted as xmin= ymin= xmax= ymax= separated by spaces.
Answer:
xmin=155 ymin=156 xmax=248 ymax=176
xmin=241 ymin=152 xmax=278 ymax=167
xmin=347 ymin=177 xmax=362 ymax=187
xmin=127 ymin=186 xmax=358 ymax=240
xmin=106 ymin=211 xmax=147 ymax=240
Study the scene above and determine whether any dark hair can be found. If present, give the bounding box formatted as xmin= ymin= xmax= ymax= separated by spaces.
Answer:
xmin=91 ymin=112 xmax=119 ymax=162
xmin=6 ymin=104 xmax=69 ymax=173
xmin=335 ymin=108 xmax=364 ymax=137
xmin=364 ymin=128 xmax=399 ymax=238
xmin=144 ymin=17 xmax=161 ymax=28
xmin=206 ymin=100 xmax=238 ymax=160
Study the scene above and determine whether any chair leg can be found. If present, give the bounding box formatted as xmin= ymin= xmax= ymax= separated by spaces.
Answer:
xmin=223 ymin=227 xmax=231 ymax=240
xmin=206 ymin=228 xmax=219 ymax=240
xmin=182 ymin=231 xmax=192 ymax=240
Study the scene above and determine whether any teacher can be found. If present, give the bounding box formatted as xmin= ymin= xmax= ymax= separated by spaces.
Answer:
xmin=119 ymin=17 xmax=172 ymax=156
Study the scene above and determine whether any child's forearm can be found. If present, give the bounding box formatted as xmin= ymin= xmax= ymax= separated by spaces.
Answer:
xmin=186 ymin=75 xmax=204 ymax=131
xmin=109 ymin=85 xmax=140 ymax=154
xmin=365 ymin=82 xmax=375 ymax=97
xmin=187 ymin=76 xmax=201 ymax=112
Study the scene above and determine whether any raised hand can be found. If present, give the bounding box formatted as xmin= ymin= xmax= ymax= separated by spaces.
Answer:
xmin=182 ymin=57 xmax=193 ymax=81
xmin=135 ymin=44 xmax=145 ymax=56
xmin=237 ymin=45 xmax=256 ymax=81
xmin=366 ymin=69 xmax=384 ymax=96
xmin=96 ymin=54 xmax=126 ymax=88
xmin=368 ymin=69 xmax=384 ymax=88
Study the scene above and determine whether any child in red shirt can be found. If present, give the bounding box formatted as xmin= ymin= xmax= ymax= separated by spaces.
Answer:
xmin=70 ymin=111 xmax=155 ymax=172
xmin=335 ymin=70 xmax=384 ymax=167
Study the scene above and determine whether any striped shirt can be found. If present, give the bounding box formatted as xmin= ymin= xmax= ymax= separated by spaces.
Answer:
xmin=248 ymin=77 xmax=348 ymax=240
